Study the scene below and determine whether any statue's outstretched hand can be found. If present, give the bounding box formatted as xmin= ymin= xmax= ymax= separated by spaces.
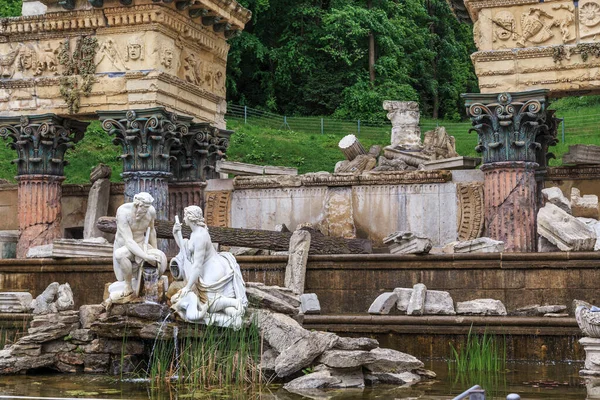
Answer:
xmin=173 ymin=221 xmax=182 ymax=236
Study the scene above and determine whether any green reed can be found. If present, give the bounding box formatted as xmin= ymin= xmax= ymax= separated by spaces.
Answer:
xmin=144 ymin=318 xmax=262 ymax=391
xmin=449 ymin=326 xmax=507 ymax=373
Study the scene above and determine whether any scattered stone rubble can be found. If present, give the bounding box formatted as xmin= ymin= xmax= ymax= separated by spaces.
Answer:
xmin=0 ymin=282 xmax=432 ymax=392
xmin=383 ymin=231 xmax=432 ymax=255
xmin=538 ymin=195 xmax=597 ymax=252
xmin=441 ymin=237 xmax=504 ymax=254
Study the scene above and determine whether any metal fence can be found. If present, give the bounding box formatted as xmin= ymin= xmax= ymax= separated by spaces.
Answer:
xmin=226 ymin=103 xmax=600 ymax=147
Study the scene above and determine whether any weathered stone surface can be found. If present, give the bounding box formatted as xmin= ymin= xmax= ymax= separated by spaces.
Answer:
xmin=83 ymin=354 xmax=111 ymax=373
xmin=79 ymin=305 xmax=105 ymax=329
xmin=10 ymin=344 xmax=42 ymax=357
xmin=30 ymin=311 xmax=79 ymax=328
xmin=275 ymin=331 xmax=338 ymax=377
xmin=255 ymin=310 xmax=309 ymax=353
xmin=511 ymin=305 xmax=567 ymax=317
xmin=334 ymin=337 xmax=379 ymax=351
xmin=407 ymin=284 xmax=426 ymax=316
xmin=109 ymin=303 xmax=170 ymax=321
xmin=90 ymin=164 xmax=112 ymax=183
xmin=538 ymin=203 xmax=596 ymax=251
xmin=421 ymin=127 xmax=459 ymax=160
xmin=395 ymin=288 xmax=413 ymax=313
xmin=26 ymin=244 xmax=53 ymax=258
xmin=456 ymin=299 xmax=507 ymax=316
xmin=300 ymin=293 xmax=321 ymax=314
xmin=52 ymin=238 xmax=113 ymax=258
xmin=41 ymin=340 xmax=77 ymax=354
xmin=384 ymin=101 xmax=421 ymax=149
xmin=563 ymin=145 xmax=600 ymax=166
xmin=17 ymin=323 xmax=73 ymax=344
xmin=365 ymin=371 xmax=421 ymax=385
xmin=216 ymin=160 xmax=298 ymax=176
xmin=319 ymin=187 xmax=356 ymax=239
xmin=260 ymin=348 xmax=279 ymax=376
xmin=82 ymin=338 xmax=144 ymax=355
xmin=572 ymin=188 xmax=600 ymax=219
xmin=368 ymin=292 xmax=398 ymax=315
xmin=317 ymin=349 xmax=376 ymax=369
xmin=246 ymin=286 xmax=298 ymax=316
xmin=285 ymin=230 xmax=311 ymax=295
xmin=71 ymin=329 xmax=94 ymax=342
xmin=422 ymin=156 xmax=481 ymax=171
xmin=383 ymin=231 xmax=432 ymax=254
xmin=423 ymin=290 xmax=455 ymax=315
xmin=364 ymin=347 xmax=424 ymax=373
xmin=83 ymin=178 xmax=111 ymax=239
xmin=538 ymin=236 xmax=560 ymax=252
xmin=0 ymin=292 xmax=33 ymax=313
xmin=542 ymin=187 xmax=572 ymax=214
xmin=31 ymin=283 xmax=74 ymax=315
xmin=580 ymin=337 xmax=600 ymax=374
xmin=110 ymin=354 xmax=138 ymax=375
xmin=284 ymin=366 xmax=365 ymax=391
xmin=442 ymin=237 xmax=504 ymax=254
xmin=0 ymin=230 xmax=18 ymax=259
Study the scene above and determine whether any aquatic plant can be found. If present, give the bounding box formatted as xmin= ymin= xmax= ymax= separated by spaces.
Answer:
xmin=449 ymin=326 xmax=506 ymax=372
xmin=144 ymin=317 xmax=262 ymax=391
xmin=0 ymin=316 xmax=29 ymax=349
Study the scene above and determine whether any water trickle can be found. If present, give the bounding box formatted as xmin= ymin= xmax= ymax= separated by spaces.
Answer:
xmin=172 ymin=325 xmax=180 ymax=380
xmin=142 ymin=265 xmax=159 ymax=303
xmin=146 ymin=312 xmax=172 ymax=377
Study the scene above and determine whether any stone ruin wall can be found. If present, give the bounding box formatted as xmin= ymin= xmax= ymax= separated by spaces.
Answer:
xmin=0 ymin=0 xmax=251 ymax=127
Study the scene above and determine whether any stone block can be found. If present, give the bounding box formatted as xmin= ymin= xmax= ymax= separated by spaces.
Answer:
xmin=422 ymin=156 xmax=481 ymax=170
xmin=367 ymin=292 xmax=398 ymax=315
xmin=26 ymin=244 xmax=53 ymax=258
xmin=246 ymin=286 xmax=298 ymax=316
xmin=83 ymin=178 xmax=111 ymax=239
xmin=423 ymin=290 xmax=455 ymax=315
xmin=407 ymin=284 xmax=427 ymax=316
xmin=0 ymin=230 xmax=18 ymax=259
xmin=542 ymin=187 xmax=571 ymax=214
xmin=0 ymin=292 xmax=33 ymax=313
xmin=52 ymin=238 xmax=113 ymax=258
xmin=442 ymin=237 xmax=504 ymax=253
xmin=383 ymin=231 xmax=432 ymax=255
xmin=456 ymin=299 xmax=507 ymax=316
xmin=317 ymin=349 xmax=376 ymax=369
xmin=284 ymin=230 xmax=311 ymax=295
xmin=538 ymin=203 xmax=596 ymax=251
xmin=563 ymin=145 xmax=600 ymax=166
xmin=571 ymin=188 xmax=599 ymax=219
xmin=580 ymin=337 xmax=600 ymax=374
xmin=300 ymin=293 xmax=321 ymax=314
xmin=538 ymin=236 xmax=560 ymax=252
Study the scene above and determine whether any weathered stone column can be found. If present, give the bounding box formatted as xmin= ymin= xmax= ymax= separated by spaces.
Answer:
xmin=98 ymin=108 xmax=192 ymax=222
xmin=463 ymin=90 xmax=558 ymax=252
xmin=0 ymin=114 xmax=88 ymax=257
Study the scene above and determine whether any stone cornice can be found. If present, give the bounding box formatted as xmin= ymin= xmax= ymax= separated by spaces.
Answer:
xmin=233 ymin=171 xmax=453 ymax=190
xmin=547 ymin=166 xmax=600 ymax=181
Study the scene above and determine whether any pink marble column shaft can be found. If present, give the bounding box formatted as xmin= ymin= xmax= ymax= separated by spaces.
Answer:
xmin=16 ymin=175 xmax=65 ymax=258
xmin=481 ymin=162 xmax=538 ymax=252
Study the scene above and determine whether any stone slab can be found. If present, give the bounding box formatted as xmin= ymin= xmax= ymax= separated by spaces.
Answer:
xmin=300 ymin=293 xmax=321 ymax=314
xmin=563 ymin=145 xmax=600 ymax=166
xmin=0 ymin=292 xmax=33 ymax=313
xmin=422 ymin=156 xmax=481 ymax=170
xmin=52 ymin=239 xmax=113 ymax=258
xmin=538 ymin=203 xmax=596 ymax=251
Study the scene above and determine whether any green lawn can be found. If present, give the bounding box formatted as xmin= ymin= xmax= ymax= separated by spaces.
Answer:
xmin=0 ymin=101 xmax=599 ymax=183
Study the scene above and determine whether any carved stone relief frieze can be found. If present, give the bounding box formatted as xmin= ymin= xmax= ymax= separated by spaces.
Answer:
xmin=179 ymin=48 xmax=203 ymax=86
xmin=160 ymin=45 xmax=175 ymax=70
xmin=492 ymin=11 xmax=517 ymax=48
xmin=125 ymin=38 xmax=144 ymax=62
xmin=0 ymin=42 xmax=60 ymax=79
xmin=580 ymin=0 xmax=600 ymax=40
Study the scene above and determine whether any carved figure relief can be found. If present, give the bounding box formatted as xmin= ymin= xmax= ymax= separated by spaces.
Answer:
xmin=36 ymin=44 xmax=59 ymax=76
xmin=97 ymin=39 xmax=127 ymax=71
xmin=160 ymin=46 xmax=174 ymax=69
xmin=14 ymin=44 xmax=59 ymax=77
xmin=180 ymin=49 xmax=202 ymax=86
xmin=551 ymin=4 xmax=575 ymax=43
xmin=204 ymin=70 xmax=213 ymax=90
xmin=0 ymin=45 xmax=21 ymax=78
xmin=125 ymin=39 xmax=144 ymax=61
xmin=492 ymin=11 xmax=517 ymax=44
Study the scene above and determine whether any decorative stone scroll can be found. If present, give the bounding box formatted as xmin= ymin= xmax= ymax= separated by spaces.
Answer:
xmin=456 ymin=183 xmax=484 ymax=241
xmin=204 ymin=190 xmax=231 ymax=228
xmin=0 ymin=114 xmax=88 ymax=176
xmin=463 ymin=90 xmax=558 ymax=166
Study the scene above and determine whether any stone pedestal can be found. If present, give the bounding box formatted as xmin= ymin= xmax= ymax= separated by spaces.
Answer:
xmin=0 ymin=230 xmax=18 ymax=259
xmin=16 ymin=175 xmax=65 ymax=258
xmin=580 ymin=337 xmax=600 ymax=376
xmin=481 ymin=162 xmax=538 ymax=252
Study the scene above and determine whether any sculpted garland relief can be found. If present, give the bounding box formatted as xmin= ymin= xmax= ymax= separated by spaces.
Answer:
xmin=580 ymin=0 xmax=600 ymax=40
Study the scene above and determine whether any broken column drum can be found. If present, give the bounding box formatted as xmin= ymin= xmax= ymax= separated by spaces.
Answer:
xmin=463 ymin=90 xmax=558 ymax=252
xmin=0 ymin=114 xmax=89 ymax=257
xmin=98 ymin=108 xmax=191 ymax=222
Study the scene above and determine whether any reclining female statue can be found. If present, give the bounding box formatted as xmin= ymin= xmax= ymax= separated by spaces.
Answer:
xmin=170 ymin=205 xmax=247 ymax=328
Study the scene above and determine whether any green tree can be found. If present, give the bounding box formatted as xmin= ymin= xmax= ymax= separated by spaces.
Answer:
xmin=0 ymin=0 xmax=22 ymax=17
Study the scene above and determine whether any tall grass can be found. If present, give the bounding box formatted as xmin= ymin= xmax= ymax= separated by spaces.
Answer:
xmin=142 ymin=319 xmax=262 ymax=391
xmin=0 ymin=316 xmax=29 ymax=349
xmin=449 ymin=326 xmax=506 ymax=373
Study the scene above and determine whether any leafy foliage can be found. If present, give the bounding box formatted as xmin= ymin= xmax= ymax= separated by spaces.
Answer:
xmin=228 ymin=0 xmax=477 ymax=121
xmin=0 ymin=0 xmax=21 ymax=17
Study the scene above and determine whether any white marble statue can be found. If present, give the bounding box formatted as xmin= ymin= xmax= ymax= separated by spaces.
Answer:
xmin=170 ymin=205 xmax=247 ymax=329
xmin=108 ymin=192 xmax=167 ymax=302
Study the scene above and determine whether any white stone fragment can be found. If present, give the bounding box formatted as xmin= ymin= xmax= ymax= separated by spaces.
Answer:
xmin=542 ymin=187 xmax=572 ymax=214
xmin=442 ymin=237 xmax=504 ymax=253
xmin=537 ymin=203 xmax=596 ymax=251
xmin=407 ymin=284 xmax=426 ymax=316
xmin=571 ymin=188 xmax=599 ymax=219
xmin=0 ymin=292 xmax=33 ymax=313
xmin=368 ymin=292 xmax=398 ymax=315
xmin=383 ymin=231 xmax=432 ymax=254
xmin=456 ymin=299 xmax=507 ymax=316
xmin=300 ymin=293 xmax=321 ymax=314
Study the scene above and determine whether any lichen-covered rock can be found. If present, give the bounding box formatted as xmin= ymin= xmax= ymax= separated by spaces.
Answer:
xmin=275 ymin=331 xmax=338 ymax=377
xmin=364 ymin=347 xmax=424 ymax=373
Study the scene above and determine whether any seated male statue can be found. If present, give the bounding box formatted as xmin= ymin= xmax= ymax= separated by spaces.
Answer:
xmin=170 ymin=205 xmax=247 ymax=328
xmin=108 ymin=192 xmax=167 ymax=302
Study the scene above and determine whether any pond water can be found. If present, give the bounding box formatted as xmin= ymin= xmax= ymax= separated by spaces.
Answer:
xmin=0 ymin=361 xmax=590 ymax=399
